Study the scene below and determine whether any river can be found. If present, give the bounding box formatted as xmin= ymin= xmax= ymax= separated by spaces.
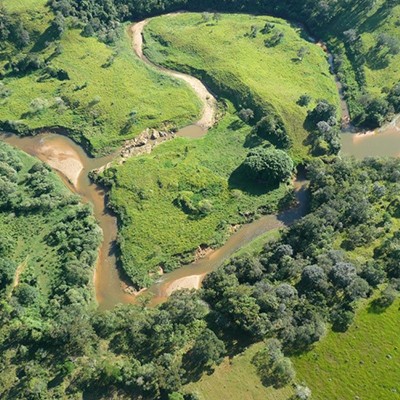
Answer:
xmin=1 ymin=17 xmax=400 ymax=309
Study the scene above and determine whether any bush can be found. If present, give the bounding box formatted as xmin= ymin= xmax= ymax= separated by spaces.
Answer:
xmin=254 ymin=114 xmax=291 ymax=149
xmin=242 ymin=147 xmax=294 ymax=184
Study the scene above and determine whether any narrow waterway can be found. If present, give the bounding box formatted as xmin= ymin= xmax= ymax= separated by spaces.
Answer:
xmin=2 ymin=16 xmax=400 ymax=309
xmin=0 ymin=132 xmax=130 ymax=309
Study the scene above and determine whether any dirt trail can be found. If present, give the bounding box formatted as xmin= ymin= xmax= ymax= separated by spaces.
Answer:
xmin=131 ymin=19 xmax=217 ymax=130
xmin=12 ymin=257 xmax=28 ymax=290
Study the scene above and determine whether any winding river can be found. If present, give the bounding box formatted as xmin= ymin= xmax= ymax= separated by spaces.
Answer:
xmin=1 ymin=17 xmax=400 ymax=309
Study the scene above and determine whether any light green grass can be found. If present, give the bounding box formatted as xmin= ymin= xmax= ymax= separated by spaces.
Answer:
xmin=1 ymin=0 xmax=48 ymax=13
xmin=360 ymin=4 xmax=400 ymax=97
xmin=185 ymin=343 xmax=294 ymax=400
xmin=0 ymin=5 xmax=201 ymax=155
xmin=144 ymin=13 xmax=340 ymax=160
xmin=294 ymin=296 xmax=400 ymax=400
xmin=106 ymin=111 xmax=289 ymax=287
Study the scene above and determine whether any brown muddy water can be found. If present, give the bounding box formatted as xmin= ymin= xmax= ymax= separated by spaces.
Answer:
xmin=2 ymin=119 xmax=400 ymax=309
xmin=341 ymin=115 xmax=400 ymax=158
xmin=0 ymin=132 xmax=129 ymax=309
xmin=0 ymin=131 xmax=309 ymax=309
xmin=2 ymin=16 xmax=400 ymax=308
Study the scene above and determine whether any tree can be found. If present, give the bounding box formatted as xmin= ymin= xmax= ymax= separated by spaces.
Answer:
xmin=298 ymin=265 xmax=329 ymax=295
xmin=329 ymin=262 xmax=357 ymax=289
xmin=293 ymin=385 xmax=312 ymax=400
xmin=255 ymin=114 xmax=291 ymax=148
xmin=201 ymin=12 xmax=212 ymax=24
xmin=213 ymin=13 xmax=222 ymax=24
xmin=238 ymin=108 xmax=254 ymax=122
xmin=307 ymin=100 xmax=337 ymax=127
xmin=14 ymin=22 xmax=30 ymax=48
xmin=252 ymin=339 xmax=296 ymax=388
xmin=261 ymin=22 xmax=275 ymax=34
xmin=330 ymin=307 xmax=354 ymax=332
xmin=189 ymin=329 xmax=226 ymax=368
xmin=30 ymin=98 xmax=49 ymax=114
xmin=0 ymin=258 xmax=16 ymax=289
xmin=14 ymin=283 xmax=38 ymax=306
xmin=297 ymin=46 xmax=309 ymax=61
xmin=376 ymin=33 xmax=400 ymax=56
xmin=375 ymin=285 xmax=397 ymax=308
xmin=242 ymin=147 xmax=294 ymax=184
xmin=297 ymin=94 xmax=311 ymax=107
xmin=265 ymin=31 xmax=284 ymax=47
xmin=360 ymin=262 xmax=385 ymax=287
xmin=51 ymin=12 xmax=65 ymax=39
xmin=345 ymin=277 xmax=371 ymax=301
xmin=359 ymin=95 xmax=390 ymax=127
xmin=388 ymin=82 xmax=400 ymax=112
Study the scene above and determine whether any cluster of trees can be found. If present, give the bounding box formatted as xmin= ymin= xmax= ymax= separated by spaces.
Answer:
xmin=0 ymin=6 xmax=30 ymax=49
xmin=1 ymin=149 xmax=400 ymax=398
xmin=306 ymin=100 xmax=341 ymax=155
xmin=0 ymin=154 xmax=73 ymax=213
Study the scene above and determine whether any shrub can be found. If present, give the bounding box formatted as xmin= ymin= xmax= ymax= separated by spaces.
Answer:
xmin=242 ymin=147 xmax=294 ymax=184
xmin=255 ymin=114 xmax=291 ymax=149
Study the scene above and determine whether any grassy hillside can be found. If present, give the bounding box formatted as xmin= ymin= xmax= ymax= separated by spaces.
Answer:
xmin=103 ymin=110 xmax=290 ymax=287
xmin=144 ymin=13 xmax=340 ymax=161
xmin=0 ymin=1 xmax=201 ymax=155
xmin=294 ymin=295 xmax=400 ymax=400
xmin=359 ymin=3 xmax=400 ymax=97
xmin=185 ymin=343 xmax=294 ymax=400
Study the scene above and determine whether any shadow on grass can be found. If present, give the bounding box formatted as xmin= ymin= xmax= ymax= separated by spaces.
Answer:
xmin=367 ymin=298 xmax=392 ymax=314
xmin=30 ymin=26 xmax=58 ymax=53
xmin=228 ymin=164 xmax=279 ymax=195
xmin=365 ymin=47 xmax=390 ymax=71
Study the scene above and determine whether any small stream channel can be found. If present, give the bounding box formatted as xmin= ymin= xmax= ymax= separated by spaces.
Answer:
xmin=1 ymin=18 xmax=400 ymax=309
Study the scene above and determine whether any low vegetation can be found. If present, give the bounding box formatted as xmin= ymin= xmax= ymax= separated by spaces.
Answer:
xmin=99 ymin=111 xmax=291 ymax=287
xmin=144 ymin=13 xmax=340 ymax=160
xmin=294 ymin=296 xmax=400 ymax=399
xmin=0 ymin=0 xmax=201 ymax=155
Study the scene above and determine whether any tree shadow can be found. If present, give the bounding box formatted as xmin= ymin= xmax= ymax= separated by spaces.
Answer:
xmin=365 ymin=47 xmax=390 ymax=70
xmin=367 ymin=298 xmax=392 ymax=314
xmin=358 ymin=1 xmax=394 ymax=34
xmin=30 ymin=25 xmax=58 ymax=53
xmin=243 ymin=132 xmax=264 ymax=149
xmin=228 ymin=164 xmax=278 ymax=195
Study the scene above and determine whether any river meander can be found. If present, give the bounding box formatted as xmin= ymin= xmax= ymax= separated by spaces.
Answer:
xmin=1 ymin=17 xmax=400 ymax=309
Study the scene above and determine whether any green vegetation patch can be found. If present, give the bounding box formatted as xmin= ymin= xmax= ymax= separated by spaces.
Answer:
xmin=0 ymin=141 xmax=101 ymax=307
xmin=295 ymin=296 xmax=400 ymax=400
xmin=144 ymin=13 xmax=340 ymax=160
xmin=102 ymin=112 xmax=290 ymax=287
xmin=0 ymin=4 xmax=201 ymax=155
xmin=185 ymin=343 xmax=294 ymax=400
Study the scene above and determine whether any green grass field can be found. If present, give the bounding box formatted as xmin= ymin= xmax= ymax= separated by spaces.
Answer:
xmin=294 ymin=295 xmax=400 ymax=400
xmin=185 ymin=293 xmax=400 ymax=400
xmin=185 ymin=343 xmax=294 ymax=400
xmin=0 ymin=2 xmax=201 ymax=155
xmin=360 ymin=3 xmax=400 ymax=97
xmin=105 ymin=110 xmax=289 ymax=287
xmin=144 ymin=13 xmax=340 ymax=160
